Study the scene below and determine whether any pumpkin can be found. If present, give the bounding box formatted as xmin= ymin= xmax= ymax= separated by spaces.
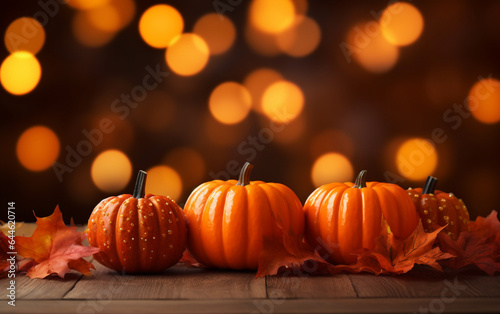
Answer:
xmin=87 ymin=170 xmax=187 ymax=273
xmin=407 ymin=176 xmax=470 ymax=240
xmin=183 ymin=162 xmax=304 ymax=270
xmin=303 ymin=170 xmax=420 ymax=265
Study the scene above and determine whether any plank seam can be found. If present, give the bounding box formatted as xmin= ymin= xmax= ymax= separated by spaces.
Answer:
xmin=346 ymin=274 xmax=360 ymax=297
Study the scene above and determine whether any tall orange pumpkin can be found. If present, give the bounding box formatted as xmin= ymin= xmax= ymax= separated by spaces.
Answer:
xmin=303 ymin=170 xmax=420 ymax=265
xmin=183 ymin=162 xmax=304 ymax=270
xmin=87 ymin=170 xmax=187 ymax=273
xmin=407 ymin=176 xmax=470 ymax=240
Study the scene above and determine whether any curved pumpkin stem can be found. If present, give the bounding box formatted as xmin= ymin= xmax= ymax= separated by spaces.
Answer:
xmin=422 ymin=176 xmax=438 ymax=195
xmin=236 ymin=162 xmax=254 ymax=186
xmin=133 ymin=170 xmax=147 ymax=199
xmin=353 ymin=170 xmax=367 ymax=189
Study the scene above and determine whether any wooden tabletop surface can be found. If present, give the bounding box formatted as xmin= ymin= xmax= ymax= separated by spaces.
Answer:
xmin=1 ymin=225 xmax=499 ymax=314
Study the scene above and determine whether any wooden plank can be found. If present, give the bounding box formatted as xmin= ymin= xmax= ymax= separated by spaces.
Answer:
xmin=266 ymin=274 xmax=357 ymax=298
xmin=64 ymin=262 xmax=266 ymax=300
xmin=2 ymin=298 xmax=500 ymax=314
xmin=348 ymin=270 xmax=500 ymax=298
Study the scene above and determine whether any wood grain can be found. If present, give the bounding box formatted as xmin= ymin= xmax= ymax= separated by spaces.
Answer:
xmin=266 ymin=274 xmax=357 ymax=298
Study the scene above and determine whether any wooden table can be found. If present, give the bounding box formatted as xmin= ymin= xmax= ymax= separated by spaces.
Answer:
xmin=1 ymin=225 xmax=500 ymax=314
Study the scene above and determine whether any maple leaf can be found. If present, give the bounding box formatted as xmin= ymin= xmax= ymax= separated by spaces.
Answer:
xmin=16 ymin=206 xmax=100 ymax=279
xmin=0 ymin=232 xmax=12 ymax=278
xmin=438 ymin=210 xmax=500 ymax=275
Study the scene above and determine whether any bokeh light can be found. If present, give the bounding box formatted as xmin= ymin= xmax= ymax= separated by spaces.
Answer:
xmin=67 ymin=0 xmax=110 ymax=10
xmin=164 ymin=147 xmax=205 ymax=188
xmin=346 ymin=22 xmax=399 ymax=73
xmin=262 ymin=80 xmax=304 ymax=123
xmin=209 ymin=82 xmax=252 ymax=124
xmin=276 ymin=16 xmax=321 ymax=57
xmin=249 ymin=0 xmax=296 ymax=34
xmin=311 ymin=152 xmax=354 ymax=187
xmin=244 ymin=68 xmax=283 ymax=112
xmin=245 ymin=24 xmax=282 ymax=57
xmin=139 ymin=4 xmax=183 ymax=48
xmin=91 ymin=149 xmax=132 ymax=192
xmin=72 ymin=11 xmax=115 ymax=47
xmin=145 ymin=165 xmax=183 ymax=200
xmin=16 ymin=126 xmax=60 ymax=171
xmin=4 ymin=17 xmax=45 ymax=54
xmin=0 ymin=51 xmax=41 ymax=95
xmin=85 ymin=3 xmax=121 ymax=32
xmin=468 ymin=77 xmax=500 ymax=124
xmin=396 ymin=138 xmax=438 ymax=181
xmin=165 ymin=33 xmax=210 ymax=76
xmin=193 ymin=13 xmax=236 ymax=55
xmin=380 ymin=3 xmax=424 ymax=46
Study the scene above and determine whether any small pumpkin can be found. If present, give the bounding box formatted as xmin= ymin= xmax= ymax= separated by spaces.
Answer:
xmin=407 ymin=176 xmax=470 ymax=240
xmin=303 ymin=170 xmax=420 ymax=265
xmin=87 ymin=170 xmax=187 ymax=273
xmin=183 ymin=162 xmax=304 ymax=270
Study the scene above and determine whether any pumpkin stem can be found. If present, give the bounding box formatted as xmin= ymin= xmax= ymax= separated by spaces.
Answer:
xmin=354 ymin=170 xmax=367 ymax=188
xmin=422 ymin=176 xmax=438 ymax=195
xmin=133 ymin=170 xmax=147 ymax=199
xmin=236 ymin=162 xmax=254 ymax=186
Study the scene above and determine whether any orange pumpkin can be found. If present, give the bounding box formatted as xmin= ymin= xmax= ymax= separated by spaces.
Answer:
xmin=183 ymin=162 xmax=304 ymax=270
xmin=87 ymin=170 xmax=187 ymax=273
xmin=407 ymin=176 xmax=470 ymax=240
xmin=303 ymin=170 xmax=420 ymax=265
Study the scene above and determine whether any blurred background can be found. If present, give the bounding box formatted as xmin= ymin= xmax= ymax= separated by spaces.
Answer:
xmin=1 ymin=0 xmax=499 ymax=224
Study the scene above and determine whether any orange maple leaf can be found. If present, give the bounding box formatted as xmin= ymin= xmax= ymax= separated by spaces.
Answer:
xmin=15 ymin=206 xmax=100 ymax=279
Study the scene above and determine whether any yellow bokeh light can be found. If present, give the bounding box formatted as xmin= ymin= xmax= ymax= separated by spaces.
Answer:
xmin=91 ymin=149 xmax=132 ymax=193
xmin=165 ymin=33 xmax=210 ymax=76
xmin=346 ymin=22 xmax=399 ymax=73
xmin=145 ymin=165 xmax=183 ymax=200
xmin=4 ymin=17 xmax=45 ymax=55
xmin=262 ymin=80 xmax=304 ymax=123
xmin=244 ymin=68 xmax=283 ymax=112
xmin=468 ymin=78 xmax=500 ymax=124
xmin=193 ymin=13 xmax=236 ymax=55
xmin=249 ymin=0 xmax=296 ymax=34
xmin=85 ymin=3 xmax=121 ymax=32
xmin=67 ymin=0 xmax=110 ymax=10
xmin=112 ymin=0 xmax=136 ymax=29
xmin=0 ymin=51 xmax=41 ymax=95
xmin=72 ymin=11 xmax=115 ymax=47
xmin=311 ymin=152 xmax=354 ymax=187
xmin=139 ymin=4 xmax=183 ymax=48
xmin=164 ymin=147 xmax=205 ymax=188
xmin=276 ymin=16 xmax=321 ymax=57
xmin=380 ymin=3 xmax=424 ymax=46
xmin=396 ymin=138 xmax=438 ymax=181
xmin=209 ymin=82 xmax=252 ymax=125
xmin=16 ymin=126 xmax=60 ymax=172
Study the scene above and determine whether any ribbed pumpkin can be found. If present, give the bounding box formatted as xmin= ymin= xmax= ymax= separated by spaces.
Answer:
xmin=183 ymin=162 xmax=304 ymax=270
xmin=304 ymin=170 xmax=420 ymax=265
xmin=87 ymin=170 xmax=187 ymax=273
xmin=407 ymin=176 xmax=470 ymax=240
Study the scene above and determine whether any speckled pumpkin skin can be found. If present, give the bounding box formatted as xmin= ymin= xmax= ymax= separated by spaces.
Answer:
xmin=87 ymin=193 xmax=186 ymax=273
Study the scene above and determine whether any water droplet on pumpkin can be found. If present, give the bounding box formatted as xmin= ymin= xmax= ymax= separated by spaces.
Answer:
xmin=426 ymin=219 xmax=432 ymax=224
xmin=167 ymin=230 xmax=172 ymax=234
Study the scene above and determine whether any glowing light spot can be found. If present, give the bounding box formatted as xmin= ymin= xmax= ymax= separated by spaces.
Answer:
xmin=4 ymin=17 xmax=45 ymax=54
xmin=311 ymin=153 xmax=354 ymax=187
xmin=91 ymin=150 xmax=132 ymax=192
xmin=380 ymin=3 xmax=424 ymax=46
xmin=244 ymin=68 xmax=283 ymax=112
xmin=139 ymin=4 xmax=183 ymax=48
xmin=193 ymin=13 xmax=236 ymax=55
xmin=166 ymin=33 xmax=209 ymax=76
xmin=112 ymin=0 xmax=136 ymax=30
xmin=276 ymin=16 xmax=321 ymax=57
xmin=346 ymin=22 xmax=399 ymax=73
xmin=396 ymin=138 xmax=438 ymax=181
xmin=67 ymin=0 xmax=110 ymax=10
xmin=145 ymin=165 xmax=182 ymax=200
xmin=468 ymin=78 xmax=500 ymax=124
xmin=0 ymin=51 xmax=41 ymax=95
xmin=249 ymin=0 xmax=296 ymax=34
xmin=85 ymin=3 xmax=122 ymax=32
xmin=209 ymin=82 xmax=251 ymax=125
xmin=164 ymin=147 xmax=205 ymax=188
xmin=262 ymin=80 xmax=304 ymax=123
xmin=16 ymin=126 xmax=60 ymax=171
xmin=72 ymin=11 xmax=115 ymax=47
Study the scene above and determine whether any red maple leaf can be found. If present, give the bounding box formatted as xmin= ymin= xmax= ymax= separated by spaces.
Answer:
xmin=438 ymin=210 xmax=500 ymax=275
xmin=0 ymin=232 xmax=12 ymax=278
xmin=15 ymin=206 xmax=100 ymax=279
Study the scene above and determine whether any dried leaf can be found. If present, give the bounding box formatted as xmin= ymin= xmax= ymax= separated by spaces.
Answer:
xmin=16 ymin=206 xmax=100 ymax=279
